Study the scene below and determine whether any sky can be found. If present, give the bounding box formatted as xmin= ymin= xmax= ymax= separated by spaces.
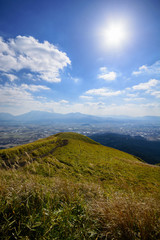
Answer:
xmin=0 ymin=0 xmax=160 ymax=117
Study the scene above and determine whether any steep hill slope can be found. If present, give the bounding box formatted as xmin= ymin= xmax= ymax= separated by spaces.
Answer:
xmin=0 ymin=132 xmax=160 ymax=239
xmin=0 ymin=132 xmax=159 ymax=192
xmin=89 ymin=132 xmax=160 ymax=164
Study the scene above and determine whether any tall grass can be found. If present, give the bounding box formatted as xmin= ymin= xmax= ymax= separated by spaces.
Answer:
xmin=91 ymin=193 xmax=160 ymax=240
xmin=0 ymin=173 xmax=95 ymax=240
xmin=0 ymin=170 xmax=159 ymax=240
xmin=0 ymin=132 xmax=160 ymax=239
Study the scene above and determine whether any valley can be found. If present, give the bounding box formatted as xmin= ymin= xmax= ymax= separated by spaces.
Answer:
xmin=0 ymin=117 xmax=159 ymax=165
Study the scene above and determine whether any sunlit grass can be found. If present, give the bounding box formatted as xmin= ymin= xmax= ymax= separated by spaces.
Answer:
xmin=0 ymin=132 xmax=160 ymax=239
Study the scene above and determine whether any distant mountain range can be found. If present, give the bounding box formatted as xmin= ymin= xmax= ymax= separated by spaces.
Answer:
xmin=0 ymin=111 xmax=104 ymax=124
xmin=0 ymin=111 xmax=160 ymax=124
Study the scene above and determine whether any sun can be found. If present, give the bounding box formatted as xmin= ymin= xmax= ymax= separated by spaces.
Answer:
xmin=106 ymin=23 xmax=126 ymax=46
xmin=101 ymin=21 xmax=128 ymax=49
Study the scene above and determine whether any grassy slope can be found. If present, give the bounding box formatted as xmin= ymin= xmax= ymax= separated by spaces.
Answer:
xmin=0 ymin=132 xmax=160 ymax=239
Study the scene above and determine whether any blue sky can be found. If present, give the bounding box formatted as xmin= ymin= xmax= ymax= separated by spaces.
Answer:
xmin=0 ymin=0 xmax=160 ymax=116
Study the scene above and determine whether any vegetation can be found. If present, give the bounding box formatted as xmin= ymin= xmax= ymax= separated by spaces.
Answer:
xmin=0 ymin=132 xmax=160 ymax=239
xmin=89 ymin=132 xmax=160 ymax=164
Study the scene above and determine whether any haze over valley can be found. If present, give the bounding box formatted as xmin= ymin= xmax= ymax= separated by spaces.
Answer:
xmin=0 ymin=111 xmax=160 ymax=165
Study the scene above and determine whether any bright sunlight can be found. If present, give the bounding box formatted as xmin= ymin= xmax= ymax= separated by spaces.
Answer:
xmin=101 ymin=21 xmax=128 ymax=49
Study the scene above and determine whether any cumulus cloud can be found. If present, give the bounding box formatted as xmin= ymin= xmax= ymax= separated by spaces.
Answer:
xmin=124 ymin=97 xmax=145 ymax=102
xmin=132 ymin=79 xmax=159 ymax=90
xmin=149 ymin=91 xmax=160 ymax=98
xmin=3 ymin=73 xmax=18 ymax=81
xmin=0 ymin=83 xmax=68 ymax=115
xmin=85 ymin=87 xmax=122 ymax=97
xmin=98 ymin=67 xmax=117 ymax=81
xmin=0 ymin=83 xmax=49 ymax=111
xmin=0 ymin=36 xmax=71 ymax=82
xmin=21 ymin=84 xmax=50 ymax=92
xmin=59 ymin=100 xmax=69 ymax=104
xmin=132 ymin=60 xmax=160 ymax=75
xmin=80 ymin=95 xmax=93 ymax=100
xmin=126 ymin=93 xmax=138 ymax=97
xmin=0 ymin=84 xmax=34 ymax=106
xmin=0 ymin=83 xmax=160 ymax=117
xmin=126 ymin=79 xmax=160 ymax=99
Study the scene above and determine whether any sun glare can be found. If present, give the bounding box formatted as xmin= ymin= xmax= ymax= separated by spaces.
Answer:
xmin=100 ymin=21 xmax=128 ymax=49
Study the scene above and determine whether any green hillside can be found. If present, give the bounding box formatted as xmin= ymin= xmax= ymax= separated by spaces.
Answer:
xmin=0 ymin=132 xmax=160 ymax=239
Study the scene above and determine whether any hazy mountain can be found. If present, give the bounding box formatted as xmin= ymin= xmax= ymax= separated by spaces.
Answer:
xmin=0 ymin=111 xmax=105 ymax=124
xmin=16 ymin=111 xmax=62 ymax=122
xmin=0 ymin=111 xmax=160 ymax=124
xmin=0 ymin=113 xmax=16 ymax=121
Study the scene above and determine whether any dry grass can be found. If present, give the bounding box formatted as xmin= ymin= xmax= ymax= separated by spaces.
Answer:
xmin=91 ymin=192 xmax=160 ymax=240
xmin=0 ymin=132 xmax=160 ymax=239
xmin=0 ymin=170 xmax=159 ymax=239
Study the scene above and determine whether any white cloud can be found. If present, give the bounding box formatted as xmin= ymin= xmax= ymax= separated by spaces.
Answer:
xmin=21 ymin=84 xmax=50 ymax=92
xmin=132 ymin=79 xmax=159 ymax=90
xmin=71 ymin=77 xmax=79 ymax=83
xmin=0 ymin=52 xmax=17 ymax=72
xmin=126 ymin=79 xmax=160 ymax=99
xmin=126 ymin=93 xmax=138 ymax=97
xmin=52 ymin=102 xmax=160 ymax=117
xmin=80 ymin=95 xmax=93 ymax=100
xmin=100 ymin=103 xmax=160 ymax=117
xmin=149 ymin=91 xmax=160 ymax=98
xmin=98 ymin=72 xmax=117 ymax=81
xmin=0 ymin=84 xmax=34 ymax=106
xmin=98 ymin=67 xmax=117 ymax=81
xmin=85 ymin=87 xmax=122 ymax=97
xmin=59 ymin=100 xmax=69 ymax=104
xmin=3 ymin=73 xmax=18 ymax=81
xmin=0 ymin=83 xmax=65 ymax=115
xmin=132 ymin=60 xmax=160 ymax=75
xmin=67 ymin=73 xmax=80 ymax=83
xmin=0 ymin=36 xmax=15 ymax=56
xmin=99 ymin=67 xmax=107 ymax=72
xmin=124 ymin=97 xmax=145 ymax=102
xmin=0 ymin=36 xmax=71 ymax=82
xmin=0 ymin=83 xmax=160 ymax=117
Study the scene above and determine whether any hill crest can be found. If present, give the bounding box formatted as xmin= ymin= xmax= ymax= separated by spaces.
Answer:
xmin=0 ymin=132 xmax=160 ymax=239
xmin=0 ymin=132 xmax=159 ymax=193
